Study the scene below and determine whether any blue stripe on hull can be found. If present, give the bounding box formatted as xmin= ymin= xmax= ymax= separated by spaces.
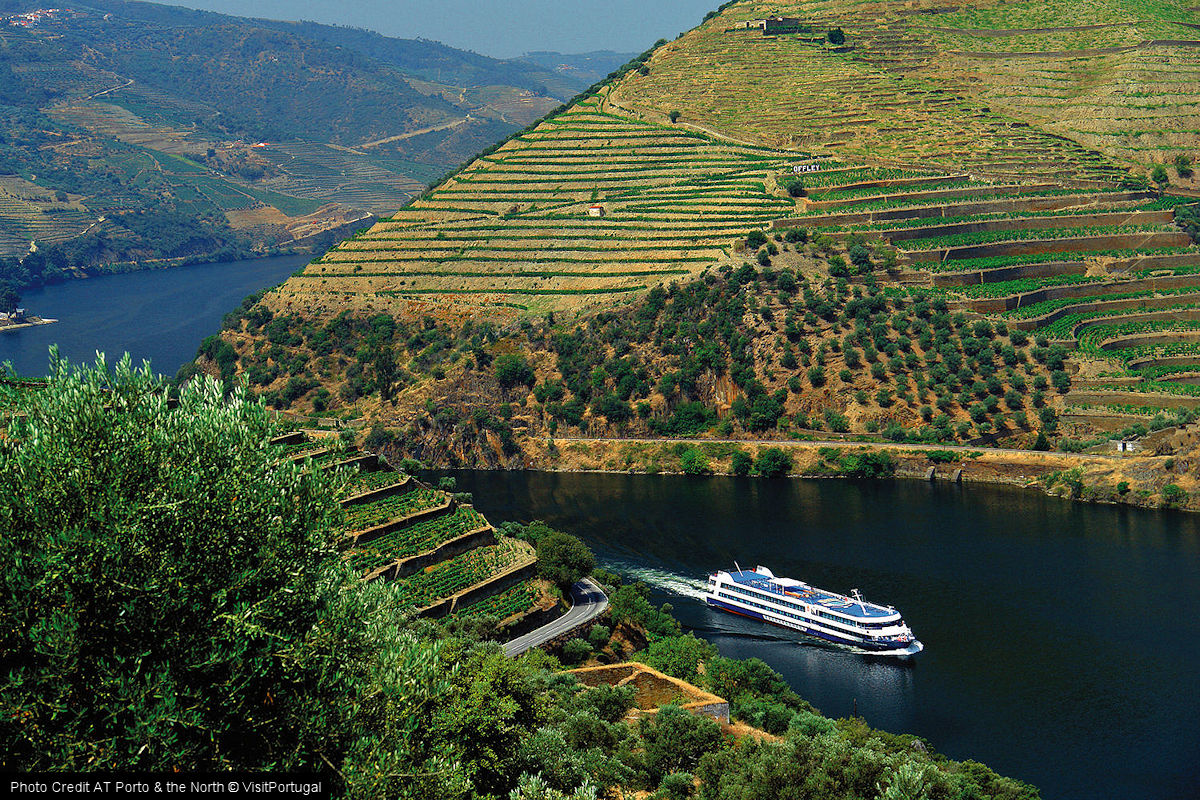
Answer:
xmin=706 ymin=596 xmax=868 ymax=648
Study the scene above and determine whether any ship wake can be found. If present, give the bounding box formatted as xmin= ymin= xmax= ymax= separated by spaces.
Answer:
xmin=605 ymin=561 xmax=708 ymax=600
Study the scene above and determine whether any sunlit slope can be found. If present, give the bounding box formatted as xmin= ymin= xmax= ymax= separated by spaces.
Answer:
xmin=613 ymin=0 xmax=1200 ymax=171
xmin=267 ymin=0 xmax=1200 ymax=323
xmin=276 ymin=96 xmax=802 ymax=318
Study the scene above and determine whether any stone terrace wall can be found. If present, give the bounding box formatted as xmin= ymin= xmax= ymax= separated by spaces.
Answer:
xmin=805 ymin=174 xmax=969 ymax=200
xmin=1011 ymin=296 xmax=1200 ymax=333
xmin=1067 ymin=390 xmax=1200 ymax=409
xmin=383 ymin=525 xmax=496 ymax=581
xmin=777 ymin=190 xmax=1152 ymax=230
xmin=345 ymin=496 xmax=454 ymax=548
xmin=960 ymin=274 xmax=1200 ymax=314
xmin=932 ymin=251 xmax=1200 ymax=287
xmin=416 ymin=544 xmax=537 ymax=619
xmin=1100 ymin=329 xmax=1200 ymax=352
xmin=904 ymin=231 xmax=1192 ymax=263
xmin=872 ymin=209 xmax=1174 ymax=244
xmin=568 ymin=663 xmax=730 ymax=724
xmin=342 ymin=474 xmax=411 ymax=508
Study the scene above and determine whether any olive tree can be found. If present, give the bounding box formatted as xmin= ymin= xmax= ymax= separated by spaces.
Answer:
xmin=0 ymin=353 xmax=462 ymax=797
xmin=537 ymin=528 xmax=596 ymax=589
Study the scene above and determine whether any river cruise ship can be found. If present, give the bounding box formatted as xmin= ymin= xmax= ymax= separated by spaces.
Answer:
xmin=704 ymin=566 xmax=923 ymax=656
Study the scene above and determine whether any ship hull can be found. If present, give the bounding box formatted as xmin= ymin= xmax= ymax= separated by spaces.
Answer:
xmin=705 ymin=596 xmax=923 ymax=658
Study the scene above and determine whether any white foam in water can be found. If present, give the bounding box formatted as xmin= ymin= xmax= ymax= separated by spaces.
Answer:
xmin=608 ymin=562 xmax=709 ymax=600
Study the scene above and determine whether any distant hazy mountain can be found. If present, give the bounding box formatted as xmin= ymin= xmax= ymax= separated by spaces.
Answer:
xmin=519 ymin=50 xmax=641 ymax=85
xmin=0 ymin=0 xmax=597 ymax=277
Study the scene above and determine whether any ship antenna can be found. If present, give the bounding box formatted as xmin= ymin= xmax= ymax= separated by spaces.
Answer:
xmin=733 ymin=560 xmax=742 ymax=573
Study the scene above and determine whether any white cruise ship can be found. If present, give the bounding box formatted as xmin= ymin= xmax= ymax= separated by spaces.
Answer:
xmin=704 ymin=565 xmax=923 ymax=657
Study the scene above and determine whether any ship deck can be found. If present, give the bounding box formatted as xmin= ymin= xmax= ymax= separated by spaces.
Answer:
xmin=726 ymin=570 xmax=895 ymax=619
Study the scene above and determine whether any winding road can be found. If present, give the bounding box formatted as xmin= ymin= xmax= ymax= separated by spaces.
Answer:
xmin=504 ymin=577 xmax=609 ymax=657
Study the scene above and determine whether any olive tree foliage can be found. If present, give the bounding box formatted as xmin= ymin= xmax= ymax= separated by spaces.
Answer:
xmin=509 ymin=773 xmax=599 ymax=800
xmin=537 ymin=529 xmax=596 ymax=589
xmin=0 ymin=353 xmax=463 ymax=797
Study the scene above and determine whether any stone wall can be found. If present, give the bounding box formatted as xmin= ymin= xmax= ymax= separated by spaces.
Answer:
xmin=415 ymin=546 xmax=538 ymax=618
xmin=268 ymin=431 xmax=307 ymax=446
xmin=1100 ymin=329 xmax=1200 ymax=352
xmin=1067 ymin=390 xmax=1200 ymax=409
xmin=342 ymin=474 xmax=412 ymax=508
xmin=567 ymin=663 xmax=730 ymax=725
xmin=804 ymin=173 xmax=969 ymax=201
xmin=776 ymin=189 xmax=1151 ymax=230
xmin=1009 ymin=295 xmax=1200 ymax=333
xmin=904 ymin=231 xmax=1192 ymax=264
xmin=381 ymin=524 xmax=496 ymax=581
xmin=863 ymin=209 xmax=1174 ymax=245
xmin=932 ymin=251 xmax=1200 ymax=288
xmin=959 ymin=274 xmax=1200 ymax=314
xmin=1125 ymin=355 xmax=1200 ymax=370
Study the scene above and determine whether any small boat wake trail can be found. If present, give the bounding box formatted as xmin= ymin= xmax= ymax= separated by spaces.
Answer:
xmin=605 ymin=561 xmax=709 ymax=600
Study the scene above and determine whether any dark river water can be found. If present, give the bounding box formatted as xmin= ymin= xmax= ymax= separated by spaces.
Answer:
xmin=442 ymin=470 xmax=1200 ymax=800
xmin=0 ymin=254 xmax=309 ymax=377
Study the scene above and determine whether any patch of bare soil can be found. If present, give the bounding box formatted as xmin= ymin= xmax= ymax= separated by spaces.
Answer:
xmin=225 ymin=206 xmax=291 ymax=228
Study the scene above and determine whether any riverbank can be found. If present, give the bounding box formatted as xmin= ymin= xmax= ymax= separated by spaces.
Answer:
xmin=2 ymin=244 xmax=316 ymax=298
xmin=504 ymin=434 xmax=1198 ymax=512
xmin=63 ymin=246 xmax=312 ymax=282
xmin=0 ymin=316 xmax=57 ymax=332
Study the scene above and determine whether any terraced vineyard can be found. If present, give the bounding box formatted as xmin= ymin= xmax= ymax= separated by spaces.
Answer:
xmin=234 ymin=0 xmax=1200 ymax=444
xmin=341 ymin=488 xmax=445 ymax=534
xmin=781 ymin=158 xmax=1200 ymax=424
xmin=344 ymin=505 xmax=489 ymax=572
xmin=390 ymin=538 xmax=534 ymax=611
xmin=255 ymin=141 xmax=428 ymax=215
xmin=281 ymin=440 xmax=328 ymax=459
xmin=611 ymin=2 xmax=1133 ymax=180
xmin=271 ymin=430 xmax=543 ymax=621
xmin=339 ymin=468 xmax=405 ymax=499
xmin=0 ymin=179 xmax=105 ymax=255
xmin=273 ymin=95 xmax=803 ymax=318
xmin=256 ymin=0 xmax=1200 ymax=326
xmin=451 ymin=580 xmax=541 ymax=621
xmin=915 ymin=0 xmax=1200 ymax=168
xmin=614 ymin=0 xmax=1200 ymax=173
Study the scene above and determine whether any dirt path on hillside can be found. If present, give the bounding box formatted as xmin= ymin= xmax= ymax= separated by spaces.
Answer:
xmin=600 ymin=94 xmax=789 ymax=152
xmin=545 ymin=436 xmax=1116 ymax=462
xmin=918 ymin=23 xmax=1132 ymax=37
xmin=359 ymin=116 xmax=470 ymax=149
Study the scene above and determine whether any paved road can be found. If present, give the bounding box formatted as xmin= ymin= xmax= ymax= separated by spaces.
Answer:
xmin=504 ymin=577 xmax=609 ymax=658
xmin=545 ymin=436 xmax=1120 ymax=462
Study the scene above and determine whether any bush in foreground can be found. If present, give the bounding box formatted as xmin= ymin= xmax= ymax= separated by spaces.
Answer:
xmin=0 ymin=355 xmax=462 ymax=796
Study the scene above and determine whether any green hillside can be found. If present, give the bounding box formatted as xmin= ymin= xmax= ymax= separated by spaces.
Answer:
xmin=221 ymin=0 xmax=1200 ymax=449
xmin=616 ymin=0 xmax=1200 ymax=170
